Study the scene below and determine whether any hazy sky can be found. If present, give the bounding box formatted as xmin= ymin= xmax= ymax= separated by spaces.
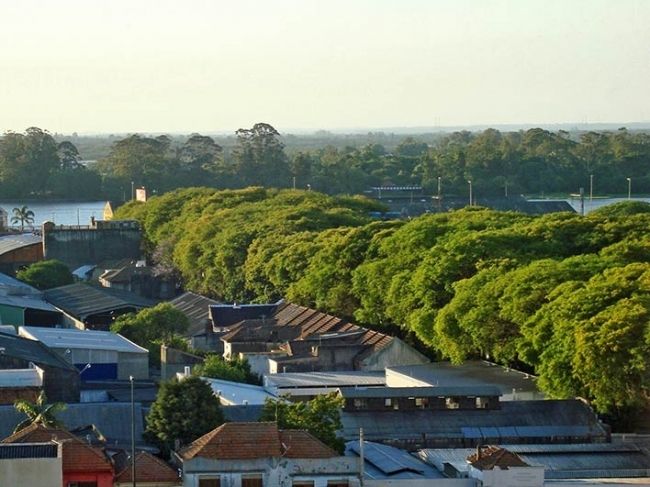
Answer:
xmin=1 ymin=0 xmax=648 ymax=134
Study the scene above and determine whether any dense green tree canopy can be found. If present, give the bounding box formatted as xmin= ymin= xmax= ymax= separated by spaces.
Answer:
xmin=16 ymin=260 xmax=73 ymax=290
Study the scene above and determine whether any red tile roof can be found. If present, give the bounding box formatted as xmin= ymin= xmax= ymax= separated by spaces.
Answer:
xmin=115 ymin=451 xmax=180 ymax=484
xmin=467 ymin=446 xmax=529 ymax=470
xmin=2 ymin=424 xmax=113 ymax=472
xmin=178 ymin=422 xmax=337 ymax=461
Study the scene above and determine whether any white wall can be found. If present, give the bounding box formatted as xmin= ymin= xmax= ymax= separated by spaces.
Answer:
xmin=470 ymin=465 xmax=544 ymax=487
xmin=0 ymin=456 xmax=62 ymax=487
xmin=365 ymin=480 xmax=477 ymax=487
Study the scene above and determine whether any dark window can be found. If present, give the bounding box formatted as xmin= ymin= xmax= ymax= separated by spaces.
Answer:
xmin=293 ymin=482 xmax=315 ymax=487
xmin=327 ymin=481 xmax=349 ymax=487
xmin=199 ymin=478 xmax=221 ymax=487
xmin=242 ymin=474 xmax=263 ymax=487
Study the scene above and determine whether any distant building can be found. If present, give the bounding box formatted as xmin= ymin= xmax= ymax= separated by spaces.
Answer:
xmin=466 ymin=446 xmax=544 ymax=487
xmin=0 ymin=332 xmax=80 ymax=403
xmin=19 ymin=326 xmax=149 ymax=380
xmin=0 ymin=441 xmax=62 ymax=487
xmin=2 ymin=424 xmax=114 ymax=487
xmin=0 ymin=272 xmax=62 ymax=328
xmin=99 ymin=261 xmax=176 ymax=300
xmin=0 ymin=234 xmax=43 ymax=275
xmin=43 ymin=282 xmax=154 ymax=330
xmin=175 ymin=422 xmax=360 ymax=487
xmin=169 ymin=292 xmax=222 ymax=351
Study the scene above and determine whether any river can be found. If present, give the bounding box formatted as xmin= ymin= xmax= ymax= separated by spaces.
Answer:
xmin=0 ymin=201 xmax=107 ymax=227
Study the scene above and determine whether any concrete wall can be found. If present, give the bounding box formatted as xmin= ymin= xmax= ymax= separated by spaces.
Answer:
xmin=470 ymin=465 xmax=544 ymax=487
xmin=42 ymin=221 xmax=141 ymax=269
xmin=118 ymin=351 xmax=149 ymax=380
xmin=0 ymin=455 xmax=62 ymax=487
xmin=183 ymin=456 xmax=359 ymax=487
xmin=161 ymin=346 xmax=204 ymax=381
xmin=358 ymin=338 xmax=429 ymax=371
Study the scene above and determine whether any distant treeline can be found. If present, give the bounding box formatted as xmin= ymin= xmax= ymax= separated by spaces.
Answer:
xmin=1 ymin=124 xmax=649 ymax=200
xmin=116 ymin=187 xmax=650 ymax=424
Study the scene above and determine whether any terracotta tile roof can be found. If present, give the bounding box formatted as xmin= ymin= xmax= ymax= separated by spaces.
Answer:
xmin=115 ymin=451 xmax=180 ymax=483
xmin=2 ymin=424 xmax=113 ymax=472
xmin=467 ymin=446 xmax=529 ymax=470
xmin=178 ymin=422 xmax=337 ymax=461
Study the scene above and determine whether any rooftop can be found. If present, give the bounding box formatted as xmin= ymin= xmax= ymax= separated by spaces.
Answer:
xmin=169 ymin=291 xmax=220 ymax=337
xmin=0 ymin=272 xmax=39 ymax=293
xmin=0 ymin=332 xmax=77 ymax=371
xmin=44 ymin=283 xmax=155 ymax=319
xmin=19 ymin=326 xmax=147 ymax=354
xmin=115 ymin=451 xmax=179 ymax=483
xmin=209 ymin=302 xmax=282 ymax=329
xmin=0 ymin=442 xmax=59 ymax=459
xmin=178 ymin=422 xmax=337 ymax=461
xmin=339 ymin=385 xmax=502 ymax=399
xmin=0 ymin=367 xmax=43 ymax=388
xmin=0 ymin=234 xmax=41 ymax=257
xmin=386 ymin=361 xmax=543 ymax=399
xmin=467 ymin=445 xmax=530 ymax=470
xmin=202 ymin=377 xmax=277 ymax=406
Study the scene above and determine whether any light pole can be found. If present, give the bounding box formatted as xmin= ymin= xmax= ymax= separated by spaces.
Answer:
xmin=131 ymin=181 xmax=135 ymax=201
xmin=627 ymin=177 xmax=631 ymax=200
xmin=130 ymin=375 xmax=136 ymax=487
xmin=468 ymin=180 xmax=473 ymax=207
xmin=589 ymin=174 xmax=593 ymax=204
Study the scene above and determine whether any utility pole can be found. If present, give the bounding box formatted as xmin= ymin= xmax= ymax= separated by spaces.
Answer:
xmin=130 ymin=375 xmax=136 ymax=487
xmin=359 ymin=428 xmax=365 ymax=487
xmin=627 ymin=177 xmax=632 ymax=200
xmin=589 ymin=174 xmax=593 ymax=205
xmin=468 ymin=180 xmax=473 ymax=207
xmin=131 ymin=181 xmax=135 ymax=201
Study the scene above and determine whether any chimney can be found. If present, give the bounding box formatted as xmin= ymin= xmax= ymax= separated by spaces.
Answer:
xmin=476 ymin=444 xmax=483 ymax=459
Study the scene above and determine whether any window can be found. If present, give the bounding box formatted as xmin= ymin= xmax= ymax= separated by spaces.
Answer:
xmin=476 ymin=397 xmax=489 ymax=409
xmin=199 ymin=478 xmax=220 ymax=487
xmin=353 ymin=398 xmax=367 ymax=409
xmin=293 ymin=482 xmax=315 ymax=487
xmin=445 ymin=397 xmax=459 ymax=409
xmin=415 ymin=397 xmax=429 ymax=408
xmin=327 ymin=481 xmax=349 ymax=487
xmin=242 ymin=474 xmax=263 ymax=487
xmin=384 ymin=398 xmax=392 ymax=407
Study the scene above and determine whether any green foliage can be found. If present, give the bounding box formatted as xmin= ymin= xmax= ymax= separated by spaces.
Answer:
xmin=260 ymin=393 xmax=344 ymax=453
xmin=194 ymin=355 xmax=260 ymax=385
xmin=111 ymin=303 xmax=189 ymax=366
xmin=16 ymin=260 xmax=73 ymax=290
xmin=145 ymin=376 xmax=224 ymax=451
xmin=13 ymin=391 xmax=66 ymax=433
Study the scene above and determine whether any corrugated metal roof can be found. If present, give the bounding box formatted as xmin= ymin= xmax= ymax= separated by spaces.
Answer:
xmin=0 ymin=332 xmax=76 ymax=370
xmin=346 ymin=440 xmax=444 ymax=479
xmin=170 ymin=291 xmax=220 ymax=337
xmin=264 ymin=370 xmax=386 ymax=389
xmin=0 ymin=442 xmax=58 ymax=459
xmin=0 ymin=272 xmax=38 ymax=292
xmin=0 ymin=234 xmax=41 ymax=257
xmin=19 ymin=326 xmax=147 ymax=354
xmin=202 ymin=377 xmax=277 ymax=406
xmin=0 ymin=292 xmax=60 ymax=313
xmin=341 ymin=386 xmax=502 ymax=399
xmin=43 ymin=283 xmax=155 ymax=319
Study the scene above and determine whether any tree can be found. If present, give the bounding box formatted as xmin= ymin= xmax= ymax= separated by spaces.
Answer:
xmin=111 ymin=303 xmax=189 ymax=365
xmin=260 ymin=392 xmax=344 ymax=453
xmin=193 ymin=354 xmax=260 ymax=384
xmin=11 ymin=206 xmax=34 ymax=232
xmin=232 ymin=123 xmax=291 ymax=187
xmin=13 ymin=391 xmax=66 ymax=433
xmin=16 ymin=260 xmax=73 ymax=290
xmin=145 ymin=376 xmax=223 ymax=452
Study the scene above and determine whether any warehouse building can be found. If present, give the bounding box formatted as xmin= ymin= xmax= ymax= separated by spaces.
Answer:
xmin=19 ymin=326 xmax=149 ymax=380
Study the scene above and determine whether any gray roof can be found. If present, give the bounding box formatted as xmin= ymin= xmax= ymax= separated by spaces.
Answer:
xmin=0 ymin=402 xmax=146 ymax=446
xmin=0 ymin=443 xmax=58 ymax=459
xmin=221 ymin=404 xmax=264 ymax=423
xmin=169 ymin=292 xmax=220 ymax=337
xmin=44 ymin=283 xmax=155 ymax=319
xmin=340 ymin=399 xmax=607 ymax=442
xmin=387 ymin=361 xmax=543 ymax=398
xmin=0 ymin=292 xmax=60 ymax=314
xmin=0 ymin=272 xmax=38 ymax=293
xmin=340 ymin=385 xmax=501 ymax=399
xmin=346 ymin=440 xmax=444 ymax=479
xmin=418 ymin=444 xmax=650 ymax=479
xmin=264 ymin=370 xmax=386 ymax=389
xmin=0 ymin=234 xmax=41 ymax=257
xmin=0 ymin=332 xmax=76 ymax=370
xmin=19 ymin=326 xmax=147 ymax=354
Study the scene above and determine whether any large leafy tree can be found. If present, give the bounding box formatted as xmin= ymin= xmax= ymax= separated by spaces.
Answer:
xmin=260 ymin=392 xmax=344 ymax=453
xmin=145 ymin=376 xmax=224 ymax=452
xmin=16 ymin=260 xmax=73 ymax=290
xmin=13 ymin=392 xmax=66 ymax=433
xmin=232 ymin=123 xmax=291 ymax=188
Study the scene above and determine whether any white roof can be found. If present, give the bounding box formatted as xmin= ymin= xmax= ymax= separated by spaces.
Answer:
xmin=264 ymin=370 xmax=386 ymax=389
xmin=0 ymin=368 xmax=43 ymax=388
xmin=201 ymin=377 xmax=277 ymax=406
xmin=18 ymin=326 xmax=147 ymax=354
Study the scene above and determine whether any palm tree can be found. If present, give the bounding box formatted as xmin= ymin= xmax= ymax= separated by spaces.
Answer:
xmin=13 ymin=391 xmax=66 ymax=433
xmin=11 ymin=206 xmax=35 ymax=232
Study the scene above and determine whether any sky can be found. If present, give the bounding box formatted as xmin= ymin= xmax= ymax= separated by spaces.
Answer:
xmin=0 ymin=0 xmax=649 ymax=134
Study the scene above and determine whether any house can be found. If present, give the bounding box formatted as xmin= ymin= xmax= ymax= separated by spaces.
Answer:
xmin=338 ymin=386 xmax=608 ymax=450
xmin=19 ymin=326 xmax=149 ymax=380
xmin=99 ymin=261 xmax=177 ymax=300
xmin=464 ymin=446 xmax=544 ymax=487
xmin=217 ymin=302 xmax=429 ymax=375
xmin=0 ymin=441 xmax=62 ymax=487
xmin=175 ymin=422 xmax=360 ymax=487
xmin=0 ymin=272 xmax=62 ymax=327
xmin=0 ymin=332 xmax=80 ymax=402
xmin=2 ymin=423 xmax=114 ymax=487
xmin=43 ymin=282 xmax=155 ymax=330
xmin=0 ymin=234 xmax=43 ymax=275
xmin=170 ymin=292 xmax=222 ymax=351
xmin=0 ymin=366 xmax=43 ymax=404
xmin=114 ymin=450 xmax=181 ymax=487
